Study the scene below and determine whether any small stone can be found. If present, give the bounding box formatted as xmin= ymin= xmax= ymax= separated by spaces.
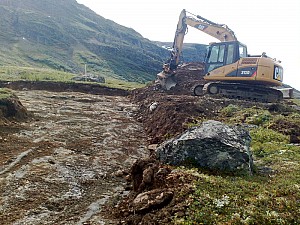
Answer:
xmin=113 ymin=170 xmax=124 ymax=177
xmin=148 ymin=144 xmax=158 ymax=151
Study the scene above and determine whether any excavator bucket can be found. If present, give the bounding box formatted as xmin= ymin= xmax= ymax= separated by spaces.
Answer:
xmin=156 ymin=71 xmax=177 ymax=90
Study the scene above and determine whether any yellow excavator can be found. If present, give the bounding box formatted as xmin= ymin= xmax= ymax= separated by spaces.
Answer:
xmin=157 ymin=9 xmax=285 ymax=102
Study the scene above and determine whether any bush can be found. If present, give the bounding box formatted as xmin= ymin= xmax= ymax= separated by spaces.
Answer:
xmin=250 ymin=127 xmax=289 ymax=157
xmin=220 ymin=104 xmax=240 ymax=117
xmin=246 ymin=111 xmax=272 ymax=126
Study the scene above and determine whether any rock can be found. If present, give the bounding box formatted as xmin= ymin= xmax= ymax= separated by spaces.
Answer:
xmin=132 ymin=189 xmax=173 ymax=213
xmin=113 ymin=169 xmax=126 ymax=177
xmin=131 ymin=158 xmax=158 ymax=192
xmin=148 ymin=144 xmax=158 ymax=151
xmin=156 ymin=120 xmax=253 ymax=175
xmin=71 ymin=74 xmax=105 ymax=83
xmin=130 ymin=158 xmax=171 ymax=192
xmin=149 ymin=102 xmax=158 ymax=112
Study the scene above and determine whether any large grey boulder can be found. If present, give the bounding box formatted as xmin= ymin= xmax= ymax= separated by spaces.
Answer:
xmin=156 ymin=120 xmax=253 ymax=175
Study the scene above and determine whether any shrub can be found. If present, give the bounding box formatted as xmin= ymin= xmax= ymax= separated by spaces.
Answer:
xmin=250 ymin=127 xmax=289 ymax=157
xmin=220 ymin=104 xmax=240 ymax=117
xmin=246 ymin=111 xmax=272 ymax=126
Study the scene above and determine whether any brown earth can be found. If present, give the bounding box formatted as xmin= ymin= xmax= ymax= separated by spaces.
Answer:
xmin=1 ymin=64 xmax=300 ymax=224
xmin=0 ymin=80 xmax=129 ymax=96
xmin=0 ymin=93 xmax=30 ymax=127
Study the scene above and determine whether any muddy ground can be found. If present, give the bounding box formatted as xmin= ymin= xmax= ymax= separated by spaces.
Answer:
xmin=1 ymin=63 xmax=300 ymax=224
xmin=0 ymin=90 xmax=148 ymax=224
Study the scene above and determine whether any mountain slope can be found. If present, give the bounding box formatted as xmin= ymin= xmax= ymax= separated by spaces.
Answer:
xmin=155 ymin=42 xmax=207 ymax=63
xmin=0 ymin=0 xmax=170 ymax=82
xmin=0 ymin=0 xmax=207 ymax=83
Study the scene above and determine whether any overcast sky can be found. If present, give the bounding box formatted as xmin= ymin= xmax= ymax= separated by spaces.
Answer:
xmin=77 ymin=0 xmax=300 ymax=90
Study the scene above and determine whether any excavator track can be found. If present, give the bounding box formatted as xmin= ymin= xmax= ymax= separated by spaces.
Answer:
xmin=193 ymin=82 xmax=283 ymax=103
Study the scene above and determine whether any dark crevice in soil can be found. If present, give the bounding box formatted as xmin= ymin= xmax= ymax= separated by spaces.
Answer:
xmin=0 ymin=80 xmax=129 ymax=96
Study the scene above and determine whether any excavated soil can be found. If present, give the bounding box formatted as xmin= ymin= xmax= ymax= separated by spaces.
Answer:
xmin=1 ymin=64 xmax=300 ymax=224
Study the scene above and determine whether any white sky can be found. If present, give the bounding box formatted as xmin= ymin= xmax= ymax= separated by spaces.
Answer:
xmin=77 ymin=0 xmax=300 ymax=90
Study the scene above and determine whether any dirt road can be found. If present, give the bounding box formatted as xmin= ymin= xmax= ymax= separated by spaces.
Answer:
xmin=0 ymin=90 xmax=148 ymax=224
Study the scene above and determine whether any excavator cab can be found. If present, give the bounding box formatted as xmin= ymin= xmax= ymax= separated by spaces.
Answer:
xmin=204 ymin=40 xmax=283 ymax=88
xmin=200 ymin=40 xmax=286 ymax=102
xmin=205 ymin=41 xmax=247 ymax=74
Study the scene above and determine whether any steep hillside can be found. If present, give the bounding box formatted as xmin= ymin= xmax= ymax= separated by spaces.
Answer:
xmin=155 ymin=42 xmax=207 ymax=63
xmin=0 ymin=0 xmax=170 ymax=82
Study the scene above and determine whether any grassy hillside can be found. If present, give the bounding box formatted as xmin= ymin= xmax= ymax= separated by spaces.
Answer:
xmin=0 ymin=0 xmax=208 ymax=84
xmin=180 ymin=103 xmax=300 ymax=224
xmin=155 ymin=42 xmax=207 ymax=63
xmin=0 ymin=66 xmax=146 ymax=90
xmin=0 ymin=0 xmax=171 ymax=83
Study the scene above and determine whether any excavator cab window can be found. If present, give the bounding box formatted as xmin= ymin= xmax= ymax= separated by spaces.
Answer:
xmin=218 ymin=45 xmax=226 ymax=62
xmin=208 ymin=44 xmax=226 ymax=63
xmin=207 ymin=44 xmax=226 ymax=72
xmin=239 ymin=44 xmax=247 ymax=58
xmin=205 ymin=41 xmax=245 ymax=73
xmin=226 ymin=44 xmax=235 ymax=64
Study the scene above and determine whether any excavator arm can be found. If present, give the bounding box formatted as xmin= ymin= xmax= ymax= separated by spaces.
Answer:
xmin=157 ymin=9 xmax=237 ymax=90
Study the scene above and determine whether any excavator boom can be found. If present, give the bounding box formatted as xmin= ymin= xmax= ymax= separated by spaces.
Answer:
xmin=157 ymin=9 xmax=237 ymax=90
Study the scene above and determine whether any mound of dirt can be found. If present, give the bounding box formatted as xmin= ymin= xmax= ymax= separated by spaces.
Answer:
xmin=131 ymin=91 xmax=271 ymax=145
xmin=133 ymin=94 xmax=220 ymax=144
xmin=170 ymin=62 xmax=206 ymax=95
xmin=130 ymin=63 xmax=212 ymax=144
xmin=269 ymin=119 xmax=300 ymax=143
xmin=105 ymin=158 xmax=197 ymax=225
xmin=0 ymin=94 xmax=29 ymax=125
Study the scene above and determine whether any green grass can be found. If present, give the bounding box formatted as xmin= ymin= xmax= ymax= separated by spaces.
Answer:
xmin=176 ymin=102 xmax=300 ymax=224
xmin=105 ymin=77 xmax=146 ymax=90
xmin=291 ymin=99 xmax=300 ymax=106
xmin=0 ymin=66 xmax=146 ymax=90
xmin=0 ymin=88 xmax=14 ymax=99
xmin=0 ymin=66 xmax=75 ymax=82
xmin=176 ymin=141 xmax=300 ymax=224
xmin=220 ymin=105 xmax=274 ymax=126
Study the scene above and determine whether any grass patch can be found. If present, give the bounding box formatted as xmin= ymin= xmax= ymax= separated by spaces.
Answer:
xmin=0 ymin=88 xmax=14 ymax=99
xmin=221 ymin=105 xmax=273 ymax=126
xmin=0 ymin=66 xmax=75 ymax=82
xmin=0 ymin=66 xmax=146 ymax=90
xmin=104 ymin=77 xmax=146 ymax=90
xmin=177 ymin=104 xmax=300 ymax=224
xmin=291 ymin=99 xmax=300 ymax=106
xmin=220 ymin=104 xmax=240 ymax=117
xmin=176 ymin=141 xmax=300 ymax=224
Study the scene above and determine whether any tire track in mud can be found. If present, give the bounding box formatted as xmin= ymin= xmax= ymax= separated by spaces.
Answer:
xmin=0 ymin=90 xmax=148 ymax=224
